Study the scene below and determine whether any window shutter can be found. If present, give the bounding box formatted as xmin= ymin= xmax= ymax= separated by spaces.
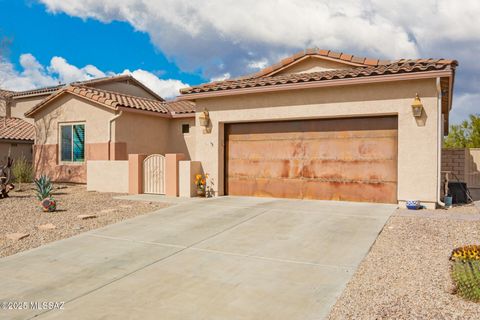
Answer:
xmin=73 ymin=124 xmax=85 ymax=162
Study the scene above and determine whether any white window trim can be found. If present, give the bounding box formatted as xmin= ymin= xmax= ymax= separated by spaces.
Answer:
xmin=58 ymin=122 xmax=86 ymax=165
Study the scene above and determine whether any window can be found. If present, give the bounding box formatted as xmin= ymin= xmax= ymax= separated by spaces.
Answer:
xmin=60 ymin=124 xmax=85 ymax=162
xmin=182 ymin=123 xmax=190 ymax=134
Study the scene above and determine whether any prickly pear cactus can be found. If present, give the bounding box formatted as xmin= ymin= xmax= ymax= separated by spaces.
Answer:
xmin=451 ymin=245 xmax=480 ymax=303
xmin=451 ymin=245 xmax=480 ymax=262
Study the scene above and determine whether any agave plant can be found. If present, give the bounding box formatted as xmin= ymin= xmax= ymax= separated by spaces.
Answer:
xmin=34 ymin=175 xmax=53 ymax=201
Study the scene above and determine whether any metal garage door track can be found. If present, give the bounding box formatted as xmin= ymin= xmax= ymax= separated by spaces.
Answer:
xmin=0 ymin=197 xmax=395 ymax=320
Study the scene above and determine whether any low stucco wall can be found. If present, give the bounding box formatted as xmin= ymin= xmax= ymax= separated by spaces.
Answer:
xmin=179 ymin=160 xmax=202 ymax=197
xmin=193 ymin=78 xmax=441 ymax=206
xmin=87 ymin=160 xmax=129 ymax=193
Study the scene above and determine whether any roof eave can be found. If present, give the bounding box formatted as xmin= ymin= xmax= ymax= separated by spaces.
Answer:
xmin=179 ymin=69 xmax=454 ymax=101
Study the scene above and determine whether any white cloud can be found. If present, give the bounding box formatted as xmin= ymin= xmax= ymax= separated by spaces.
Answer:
xmin=121 ymin=69 xmax=189 ymax=99
xmin=0 ymin=54 xmax=188 ymax=98
xmin=451 ymin=93 xmax=480 ymax=125
xmin=38 ymin=0 xmax=480 ymax=123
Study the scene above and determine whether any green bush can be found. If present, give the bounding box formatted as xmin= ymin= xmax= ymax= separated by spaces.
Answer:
xmin=12 ymin=156 xmax=33 ymax=183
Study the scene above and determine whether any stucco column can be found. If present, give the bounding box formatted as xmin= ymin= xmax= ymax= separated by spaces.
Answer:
xmin=165 ymin=153 xmax=185 ymax=197
xmin=128 ymin=154 xmax=147 ymax=194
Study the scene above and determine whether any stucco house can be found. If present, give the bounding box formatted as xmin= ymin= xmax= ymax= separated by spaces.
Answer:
xmin=0 ymin=90 xmax=35 ymax=163
xmin=178 ymin=49 xmax=457 ymax=208
xmin=0 ymin=74 xmax=167 ymax=165
xmin=24 ymin=83 xmax=195 ymax=183
xmin=20 ymin=48 xmax=457 ymax=209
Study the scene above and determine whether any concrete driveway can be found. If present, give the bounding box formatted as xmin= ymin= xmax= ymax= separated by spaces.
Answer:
xmin=0 ymin=196 xmax=395 ymax=320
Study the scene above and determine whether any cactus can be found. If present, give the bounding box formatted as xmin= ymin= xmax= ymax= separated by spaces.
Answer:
xmin=34 ymin=175 xmax=53 ymax=201
xmin=451 ymin=260 xmax=480 ymax=302
xmin=451 ymin=245 xmax=480 ymax=262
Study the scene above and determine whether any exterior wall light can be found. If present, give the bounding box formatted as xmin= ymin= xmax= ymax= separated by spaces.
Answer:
xmin=411 ymin=93 xmax=423 ymax=117
xmin=199 ymin=109 xmax=210 ymax=127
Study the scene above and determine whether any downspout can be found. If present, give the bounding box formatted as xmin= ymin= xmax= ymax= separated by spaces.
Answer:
xmin=436 ymin=77 xmax=445 ymax=207
xmin=107 ymin=111 xmax=123 ymax=160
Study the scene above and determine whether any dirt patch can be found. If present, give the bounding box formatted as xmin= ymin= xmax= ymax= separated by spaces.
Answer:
xmin=0 ymin=184 xmax=169 ymax=258
xmin=328 ymin=204 xmax=480 ymax=320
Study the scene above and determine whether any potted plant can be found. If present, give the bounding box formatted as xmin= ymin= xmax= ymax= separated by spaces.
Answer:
xmin=194 ymin=173 xmax=208 ymax=197
xmin=34 ymin=175 xmax=56 ymax=212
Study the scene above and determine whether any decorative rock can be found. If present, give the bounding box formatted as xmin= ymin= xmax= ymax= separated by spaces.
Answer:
xmin=6 ymin=233 xmax=30 ymax=241
xmin=77 ymin=214 xmax=97 ymax=220
xmin=37 ymin=223 xmax=56 ymax=230
xmin=119 ymin=204 xmax=133 ymax=209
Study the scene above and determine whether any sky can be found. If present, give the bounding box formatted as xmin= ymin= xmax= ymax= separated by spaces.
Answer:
xmin=0 ymin=0 xmax=479 ymax=123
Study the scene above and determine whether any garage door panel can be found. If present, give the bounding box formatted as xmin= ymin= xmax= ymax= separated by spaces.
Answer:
xmin=302 ymin=159 xmax=397 ymax=182
xmin=228 ymin=159 xmax=303 ymax=179
xmin=302 ymin=180 xmax=397 ymax=203
xmin=225 ymin=116 xmax=398 ymax=204
xmin=227 ymin=177 xmax=304 ymax=199
xmin=303 ymin=137 xmax=397 ymax=160
xmin=228 ymin=139 xmax=305 ymax=160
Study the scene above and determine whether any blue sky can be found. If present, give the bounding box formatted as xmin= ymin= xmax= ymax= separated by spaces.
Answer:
xmin=0 ymin=0 xmax=205 ymax=88
xmin=0 ymin=0 xmax=479 ymax=123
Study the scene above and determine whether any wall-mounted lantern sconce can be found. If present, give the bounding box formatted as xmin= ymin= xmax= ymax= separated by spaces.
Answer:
xmin=411 ymin=93 xmax=423 ymax=117
xmin=199 ymin=109 xmax=210 ymax=127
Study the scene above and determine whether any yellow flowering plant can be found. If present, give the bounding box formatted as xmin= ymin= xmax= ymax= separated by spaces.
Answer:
xmin=194 ymin=173 xmax=209 ymax=193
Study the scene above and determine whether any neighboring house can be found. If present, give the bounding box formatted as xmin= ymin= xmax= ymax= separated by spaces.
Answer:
xmin=0 ymin=73 xmax=174 ymax=169
xmin=0 ymin=89 xmax=35 ymax=163
xmin=0 ymin=116 xmax=35 ymax=164
xmin=179 ymin=48 xmax=457 ymax=208
xmin=6 ymin=74 xmax=164 ymax=124
xmin=24 ymin=85 xmax=195 ymax=183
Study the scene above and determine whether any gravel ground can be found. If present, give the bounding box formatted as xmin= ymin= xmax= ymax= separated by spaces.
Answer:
xmin=328 ymin=204 xmax=480 ymax=320
xmin=0 ymin=184 xmax=168 ymax=258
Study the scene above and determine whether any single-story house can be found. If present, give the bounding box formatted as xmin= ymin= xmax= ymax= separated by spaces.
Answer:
xmin=6 ymin=74 xmax=164 ymax=124
xmin=0 ymin=89 xmax=35 ymax=163
xmin=24 ymin=84 xmax=195 ymax=183
xmin=0 ymin=116 xmax=35 ymax=164
xmin=22 ymin=49 xmax=457 ymax=209
xmin=178 ymin=49 xmax=457 ymax=208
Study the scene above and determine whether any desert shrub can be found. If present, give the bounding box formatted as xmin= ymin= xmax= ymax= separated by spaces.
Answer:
xmin=12 ymin=156 xmax=33 ymax=183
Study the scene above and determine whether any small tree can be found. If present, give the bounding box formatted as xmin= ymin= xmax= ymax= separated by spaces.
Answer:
xmin=444 ymin=114 xmax=480 ymax=148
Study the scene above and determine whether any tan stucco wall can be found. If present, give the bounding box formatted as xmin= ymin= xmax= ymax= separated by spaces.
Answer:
xmin=167 ymin=118 xmax=196 ymax=160
xmin=275 ymin=57 xmax=352 ymax=75
xmin=192 ymin=78 xmax=441 ymax=205
xmin=0 ymin=141 xmax=33 ymax=163
xmin=11 ymin=95 xmax=47 ymax=123
xmin=33 ymin=95 xmax=116 ymax=145
xmin=114 ymin=113 xmax=196 ymax=159
xmin=93 ymin=82 xmax=157 ymax=100
xmin=87 ymin=160 xmax=129 ymax=193
xmin=114 ymin=112 xmax=170 ymax=155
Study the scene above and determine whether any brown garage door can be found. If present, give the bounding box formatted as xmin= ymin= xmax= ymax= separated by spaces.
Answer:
xmin=225 ymin=116 xmax=398 ymax=203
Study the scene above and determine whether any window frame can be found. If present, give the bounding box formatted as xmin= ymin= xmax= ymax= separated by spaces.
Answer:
xmin=181 ymin=123 xmax=190 ymax=134
xmin=58 ymin=122 xmax=86 ymax=164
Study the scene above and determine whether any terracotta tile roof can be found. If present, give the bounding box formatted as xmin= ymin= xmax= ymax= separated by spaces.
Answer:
xmin=0 ymin=89 xmax=14 ymax=99
xmin=9 ymin=75 xmax=165 ymax=101
xmin=25 ymin=85 xmax=195 ymax=117
xmin=247 ymin=48 xmax=392 ymax=79
xmin=180 ymin=60 xmax=457 ymax=95
xmin=10 ymin=84 xmax=65 ymax=98
xmin=0 ymin=117 xmax=35 ymax=141
xmin=165 ymin=100 xmax=196 ymax=114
